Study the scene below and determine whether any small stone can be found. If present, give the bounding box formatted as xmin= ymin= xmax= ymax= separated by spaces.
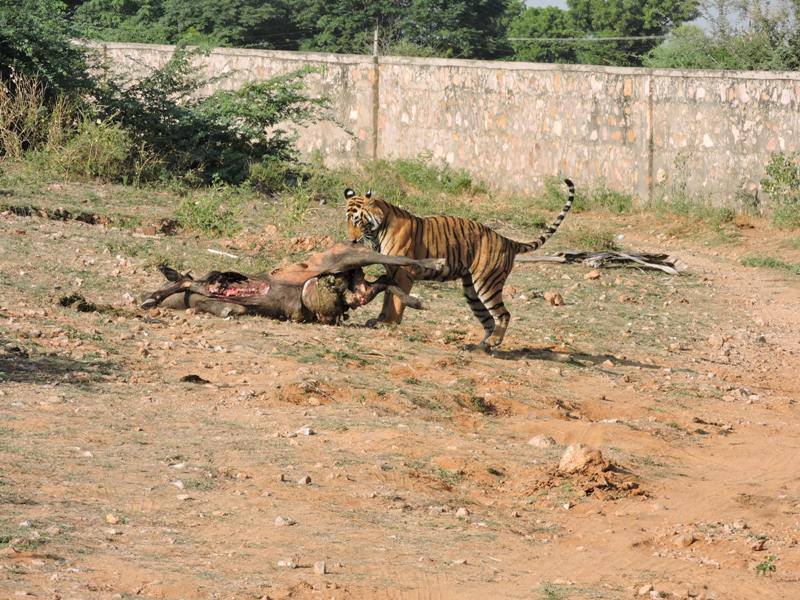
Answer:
xmin=451 ymin=558 xmax=467 ymax=565
xmin=105 ymin=513 xmax=120 ymax=525
xmin=584 ymin=269 xmax=601 ymax=280
xmin=543 ymin=291 xmax=564 ymax=306
xmin=297 ymin=475 xmax=311 ymax=485
xmin=455 ymin=507 xmax=470 ymax=518
xmin=732 ymin=519 xmax=748 ymax=530
xmin=527 ymin=435 xmax=556 ymax=448
xmin=674 ymin=533 xmax=696 ymax=547
xmin=276 ymin=560 xmax=297 ymax=569
xmin=296 ymin=426 xmax=315 ymax=436
xmin=176 ymin=494 xmax=191 ymax=501
xmin=313 ymin=561 xmax=327 ymax=575
xmin=274 ymin=516 xmax=296 ymax=527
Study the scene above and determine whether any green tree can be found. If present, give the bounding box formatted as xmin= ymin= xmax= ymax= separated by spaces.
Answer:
xmin=508 ymin=7 xmax=581 ymax=63
xmin=159 ymin=0 xmax=300 ymax=48
xmin=71 ymin=0 xmax=167 ymax=43
xmin=294 ymin=0 xmax=520 ymax=58
xmin=567 ymin=0 xmax=700 ymax=66
xmin=399 ymin=0 xmax=520 ymax=59
xmin=0 ymin=0 xmax=95 ymax=95
xmin=645 ymin=0 xmax=799 ymax=70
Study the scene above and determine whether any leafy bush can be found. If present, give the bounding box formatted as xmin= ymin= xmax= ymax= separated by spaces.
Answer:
xmin=761 ymin=152 xmax=800 ymax=228
xmin=100 ymin=48 xmax=327 ymax=184
xmin=2 ymin=3 xmax=326 ymax=185
xmin=249 ymin=158 xmax=297 ymax=194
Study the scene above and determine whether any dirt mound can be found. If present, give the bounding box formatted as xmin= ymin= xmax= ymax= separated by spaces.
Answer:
xmin=531 ymin=444 xmax=644 ymax=501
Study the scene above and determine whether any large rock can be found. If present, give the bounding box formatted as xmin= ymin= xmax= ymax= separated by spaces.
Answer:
xmin=557 ymin=443 xmax=607 ymax=474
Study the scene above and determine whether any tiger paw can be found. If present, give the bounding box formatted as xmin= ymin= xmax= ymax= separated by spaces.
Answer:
xmin=481 ymin=335 xmax=505 ymax=350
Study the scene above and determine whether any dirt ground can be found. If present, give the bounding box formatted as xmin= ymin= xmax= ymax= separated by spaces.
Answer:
xmin=1 ymin=179 xmax=800 ymax=600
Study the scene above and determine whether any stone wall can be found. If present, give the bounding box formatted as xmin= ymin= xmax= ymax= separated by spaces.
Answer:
xmin=99 ymin=42 xmax=800 ymax=206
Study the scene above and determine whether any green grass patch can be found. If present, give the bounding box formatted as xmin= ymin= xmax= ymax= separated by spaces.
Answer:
xmin=175 ymin=183 xmax=245 ymax=237
xmin=561 ymin=226 xmax=618 ymax=251
xmin=741 ymin=255 xmax=800 ymax=276
xmin=433 ymin=467 xmax=463 ymax=487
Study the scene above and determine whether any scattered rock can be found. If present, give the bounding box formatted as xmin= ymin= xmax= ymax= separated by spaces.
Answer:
xmin=557 ymin=444 xmax=607 ymax=474
xmin=274 ymin=516 xmax=296 ymax=527
xmin=528 ymin=435 xmax=557 ymax=448
xmin=105 ymin=513 xmax=120 ymax=525
xmin=180 ymin=374 xmax=211 ymax=384
xmin=276 ymin=560 xmax=297 ymax=569
xmin=732 ymin=519 xmax=748 ymax=530
xmin=295 ymin=426 xmax=315 ymax=436
xmin=455 ymin=507 xmax=470 ymax=518
xmin=451 ymin=558 xmax=467 ymax=565
xmin=176 ymin=494 xmax=191 ymax=501
xmin=751 ymin=538 xmax=767 ymax=551
xmin=674 ymin=533 xmax=696 ymax=547
xmin=313 ymin=561 xmax=327 ymax=575
xmin=638 ymin=584 xmax=654 ymax=596
xmin=297 ymin=475 xmax=311 ymax=485
xmin=544 ymin=291 xmax=565 ymax=306
xmin=584 ymin=269 xmax=601 ymax=280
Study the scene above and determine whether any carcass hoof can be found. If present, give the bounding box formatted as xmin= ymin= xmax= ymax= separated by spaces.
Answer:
xmin=365 ymin=318 xmax=397 ymax=329
xmin=404 ymin=295 xmax=425 ymax=310
xmin=140 ymin=298 xmax=158 ymax=310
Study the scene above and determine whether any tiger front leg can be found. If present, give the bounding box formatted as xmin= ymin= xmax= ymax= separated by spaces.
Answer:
xmin=370 ymin=267 xmax=413 ymax=326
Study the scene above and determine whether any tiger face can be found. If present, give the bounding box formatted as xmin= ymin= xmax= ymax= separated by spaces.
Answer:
xmin=344 ymin=188 xmax=383 ymax=247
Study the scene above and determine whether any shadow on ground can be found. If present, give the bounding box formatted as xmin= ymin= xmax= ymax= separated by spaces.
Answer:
xmin=484 ymin=345 xmax=664 ymax=369
xmin=0 ymin=341 xmax=119 ymax=385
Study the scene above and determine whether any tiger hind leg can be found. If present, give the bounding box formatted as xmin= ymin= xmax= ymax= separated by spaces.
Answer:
xmin=462 ymin=276 xmax=495 ymax=344
xmin=474 ymin=276 xmax=511 ymax=349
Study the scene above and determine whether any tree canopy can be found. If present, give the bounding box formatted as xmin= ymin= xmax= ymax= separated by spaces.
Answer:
xmin=5 ymin=0 xmax=790 ymax=70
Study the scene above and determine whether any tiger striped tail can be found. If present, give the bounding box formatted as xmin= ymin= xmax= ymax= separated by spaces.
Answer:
xmin=513 ymin=178 xmax=575 ymax=255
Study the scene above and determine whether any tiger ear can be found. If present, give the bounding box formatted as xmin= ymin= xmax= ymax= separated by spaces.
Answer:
xmin=365 ymin=189 xmax=372 ymax=199
xmin=344 ymin=188 xmax=356 ymax=199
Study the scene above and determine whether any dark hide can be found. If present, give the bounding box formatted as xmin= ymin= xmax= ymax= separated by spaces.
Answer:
xmin=141 ymin=242 xmax=445 ymax=324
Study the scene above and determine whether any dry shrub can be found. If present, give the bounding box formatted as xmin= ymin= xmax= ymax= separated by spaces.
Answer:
xmin=0 ymin=72 xmax=75 ymax=158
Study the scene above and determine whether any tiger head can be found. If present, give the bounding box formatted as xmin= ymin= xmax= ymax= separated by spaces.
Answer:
xmin=344 ymin=188 xmax=384 ymax=247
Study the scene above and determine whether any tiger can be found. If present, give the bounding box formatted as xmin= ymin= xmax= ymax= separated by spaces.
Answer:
xmin=344 ymin=178 xmax=575 ymax=349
